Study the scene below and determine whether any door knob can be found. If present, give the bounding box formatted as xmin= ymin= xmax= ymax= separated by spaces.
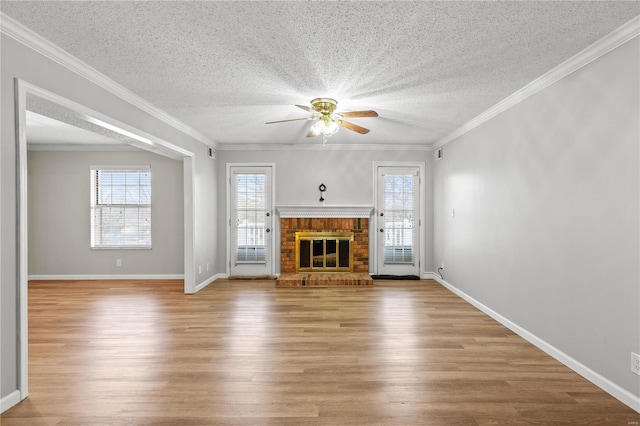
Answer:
xmin=266 ymin=228 xmax=271 ymax=233
xmin=380 ymin=212 xmax=384 ymax=216
xmin=379 ymin=228 xmax=384 ymax=233
xmin=266 ymin=212 xmax=270 ymax=217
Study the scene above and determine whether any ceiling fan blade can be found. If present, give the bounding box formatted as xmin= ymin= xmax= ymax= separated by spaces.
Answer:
xmin=339 ymin=110 xmax=379 ymax=118
xmin=306 ymin=130 xmax=317 ymax=138
xmin=295 ymin=104 xmax=313 ymax=113
xmin=338 ymin=120 xmax=370 ymax=134
xmin=265 ymin=117 xmax=312 ymax=124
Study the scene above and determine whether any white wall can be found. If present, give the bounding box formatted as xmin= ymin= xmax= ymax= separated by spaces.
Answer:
xmin=193 ymin=149 xmax=218 ymax=287
xmin=434 ymin=38 xmax=639 ymax=400
xmin=1 ymin=33 xmax=218 ymax=409
xmin=28 ymin=150 xmax=184 ymax=277
xmin=217 ymin=148 xmax=435 ymax=275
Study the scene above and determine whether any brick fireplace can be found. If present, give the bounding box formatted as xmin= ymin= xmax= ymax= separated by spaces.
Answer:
xmin=280 ymin=217 xmax=369 ymax=273
xmin=276 ymin=206 xmax=374 ymax=286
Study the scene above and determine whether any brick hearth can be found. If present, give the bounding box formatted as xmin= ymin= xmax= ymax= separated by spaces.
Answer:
xmin=275 ymin=272 xmax=373 ymax=287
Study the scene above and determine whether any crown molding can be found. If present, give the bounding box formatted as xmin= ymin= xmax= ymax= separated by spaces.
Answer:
xmin=1 ymin=12 xmax=216 ymax=149
xmin=434 ymin=15 xmax=640 ymax=149
xmin=276 ymin=205 xmax=374 ymax=218
xmin=216 ymin=142 xmax=432 ymax=151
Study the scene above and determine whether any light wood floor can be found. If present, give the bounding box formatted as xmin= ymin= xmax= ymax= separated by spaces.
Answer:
xmin=2 ymin=279 xmax=638 ymax=425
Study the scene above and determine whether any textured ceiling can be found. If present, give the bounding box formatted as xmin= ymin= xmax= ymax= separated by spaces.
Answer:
xmin=3 ymin=1 xmax=639 ymax=148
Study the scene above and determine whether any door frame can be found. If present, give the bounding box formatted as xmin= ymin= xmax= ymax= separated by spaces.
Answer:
xmin=372 ymin=161 xmax=426 ymax=276
xmin=226 ymin=163 xmax=276 ymax=277
xmin=14 ymin=79 xmax=196 ymax=404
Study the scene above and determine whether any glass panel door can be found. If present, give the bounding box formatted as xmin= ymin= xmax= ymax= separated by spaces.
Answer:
xmin=376 ymin=166 xmax=420 ymax=276
xmin=230 ymin=166 xmax=272 ymax=276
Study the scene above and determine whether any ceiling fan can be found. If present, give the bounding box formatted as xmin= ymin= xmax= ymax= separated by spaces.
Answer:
xmin=266 ymin=98 xmax=378 ymax=142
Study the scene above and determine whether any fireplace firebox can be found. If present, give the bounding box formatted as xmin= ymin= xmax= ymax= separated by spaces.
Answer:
xmin=295 ymin=232 xmax=354 ymax=273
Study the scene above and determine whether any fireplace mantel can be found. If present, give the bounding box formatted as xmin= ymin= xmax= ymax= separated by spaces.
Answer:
xmin=276 ymin=205 xmax=373 ymax=218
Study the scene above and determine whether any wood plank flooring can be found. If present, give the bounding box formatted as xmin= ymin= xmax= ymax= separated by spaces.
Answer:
xmin=2 ymin=279 xmax=638 ymax=425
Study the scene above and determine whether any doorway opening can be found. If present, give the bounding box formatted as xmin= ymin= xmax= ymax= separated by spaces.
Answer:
xmin=15 ymin=79 xmax=195 ymax=403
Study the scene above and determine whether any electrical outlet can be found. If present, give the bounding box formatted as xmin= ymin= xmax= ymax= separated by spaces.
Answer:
xmin=116 ymin=259 xmax=122 ymax=267
xmin=206 ymin=262 xmax=210 ymax=271
xmin=198 ymin=265 xmax=202 ymax=274
xmin=632 ymin=352 xmax=640 ymax=376
xmin=440 ymin=263 xmax=445 ymax=269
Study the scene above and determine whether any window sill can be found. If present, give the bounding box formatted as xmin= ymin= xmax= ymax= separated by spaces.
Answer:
xmin=91 ymin=246 xmax=152 ymax=250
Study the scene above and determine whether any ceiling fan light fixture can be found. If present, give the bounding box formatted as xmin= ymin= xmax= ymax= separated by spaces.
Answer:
xmin=325 ymin=120 xmax=339 ymax=136
xmin=309 ymin=120 xmax=326 ymax=136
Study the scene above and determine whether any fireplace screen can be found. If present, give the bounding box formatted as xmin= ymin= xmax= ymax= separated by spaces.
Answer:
xmin=295 ymin=232 xmax=353 ymax=272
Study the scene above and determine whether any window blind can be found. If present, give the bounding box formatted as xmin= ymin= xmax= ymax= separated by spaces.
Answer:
xmin=234 ymin=173 xmax=267 ymax=263
xmin=90 ymin=166 xmax=151 ymax=249
xmin=382 ymin=173 xmax=418 ymax=265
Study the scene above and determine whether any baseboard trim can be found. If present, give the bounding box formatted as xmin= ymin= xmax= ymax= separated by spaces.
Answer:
xmin=28 ymin=274 xmax=184 ymax=281
xmin=193 ymin=273 xmax=228 ymax=293
xmin=434 ymin=276 xmax=640 ymax=413
xmin=1 ymin=390 xmax=22 ymax=414
xmin=422 ymin=272 xmax=438 ymax=280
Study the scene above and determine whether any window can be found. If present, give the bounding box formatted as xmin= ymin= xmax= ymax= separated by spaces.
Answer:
xmin=383 ymin=173 xmax=417 ymax=264
xmin=90 ymin=166 xmax=151 ymax=249
xmin=234 ymin=173 xmax=267 ymax=263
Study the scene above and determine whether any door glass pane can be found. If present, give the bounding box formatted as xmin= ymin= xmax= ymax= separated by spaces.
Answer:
xmin=338 ymin=240 xmax=350 ymax=267
xmin=384 ymin=174 xmax=415 ymax=264
xmin=300 ymin=240 xmax=311 ymax=268
xmin=326 ymin=240 xmax=337 ymax=267
xmin=312 ymin=240 xmax=323 ymax=267
xmin=235 ymin=173 xmax=266 ymax=263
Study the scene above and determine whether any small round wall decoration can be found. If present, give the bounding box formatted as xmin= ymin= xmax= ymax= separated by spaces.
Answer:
xmin=319 ymin=183 xmax=326 ymax=202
